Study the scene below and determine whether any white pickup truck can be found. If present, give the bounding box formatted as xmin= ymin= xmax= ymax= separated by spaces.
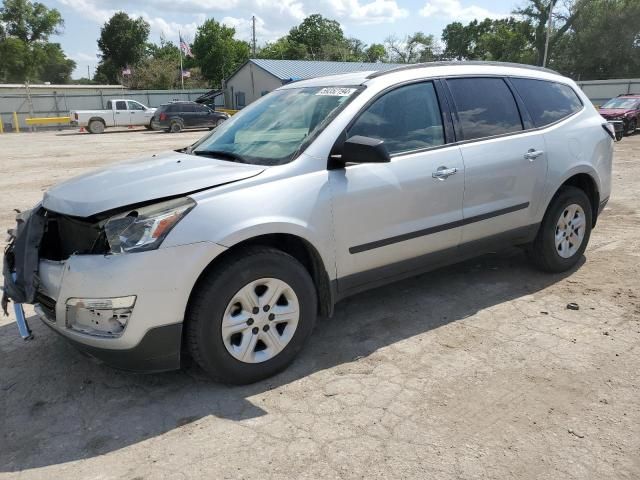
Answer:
xmin=70 ymin=99 xmax=157 ymax=133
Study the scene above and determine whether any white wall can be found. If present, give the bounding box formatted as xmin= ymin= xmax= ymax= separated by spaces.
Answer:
xmin=224 ymin=62 xmax=283 ymax=109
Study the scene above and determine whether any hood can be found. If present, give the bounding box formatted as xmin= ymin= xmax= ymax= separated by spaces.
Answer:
xmin=43 ymin=151 xmax=264 ymax=217
xmin=598 ymin=108 xmax=632 ymax=117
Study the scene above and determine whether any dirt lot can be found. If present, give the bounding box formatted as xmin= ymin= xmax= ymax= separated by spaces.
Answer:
xmin=0 ymin=129 xmax=639 ymax=479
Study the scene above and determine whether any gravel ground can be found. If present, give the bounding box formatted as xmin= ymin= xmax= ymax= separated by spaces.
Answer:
xmin=0 ymin=129 xmax=639 ymax=479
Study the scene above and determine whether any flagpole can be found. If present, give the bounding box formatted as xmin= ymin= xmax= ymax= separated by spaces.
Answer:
xmin=179 ymin=30 xmax=184 ymax=91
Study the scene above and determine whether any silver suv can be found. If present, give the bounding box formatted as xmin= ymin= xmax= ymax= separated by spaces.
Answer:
xmin=3 ymin=62 xmax=613 ymax=384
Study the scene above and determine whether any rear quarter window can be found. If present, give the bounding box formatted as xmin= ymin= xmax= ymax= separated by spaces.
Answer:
xmin=511 ymin=78 xmax=583 ymax=127
xmin=446 ymin=77 xmax=523 ymax=141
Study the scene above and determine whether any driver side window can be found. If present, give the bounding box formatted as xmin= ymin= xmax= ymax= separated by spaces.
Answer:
xmin=348 ymin=81 xmax=445 ymax=155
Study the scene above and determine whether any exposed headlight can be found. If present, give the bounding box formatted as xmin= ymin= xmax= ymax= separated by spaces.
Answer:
xmin=103 ymin=197 xmax=195 ymax=254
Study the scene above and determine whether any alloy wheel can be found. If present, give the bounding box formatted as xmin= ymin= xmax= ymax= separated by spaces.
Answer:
xmin=555 ymin=203 xmax=586 ymax=258
xmin=221 ymin=278 xmax=299 ymax=363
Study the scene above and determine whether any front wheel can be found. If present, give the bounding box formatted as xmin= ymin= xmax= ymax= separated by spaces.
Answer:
xmin=625 ymin=118 xmax=637 ymax=136
xmin=528 ymin=186 xmax=592 ymax=272
xmin=186 ymin=247 xmax=317 ymax=384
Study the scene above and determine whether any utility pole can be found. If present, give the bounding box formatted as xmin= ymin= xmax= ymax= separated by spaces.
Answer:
xmin=179 ymin=30 xmax=184 ymax=90
xmin=542 ymin=0 xmax=555 ymax=67
xmin=251 ymin=16 xmax=256 ymax=57
xmin=87 ymin=65 xmax=91 ymax=81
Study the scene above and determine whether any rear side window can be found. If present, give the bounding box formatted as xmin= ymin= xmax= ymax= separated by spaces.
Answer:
xmin=348 ymin=81 xmax=445 ymax=154
xmin=511 ymin=78 xmax=583 ymax=127
xmin=115 ymin=100 xmax=127 ymax=110
xmin=447 ymin=77 xmax=523 ymax=141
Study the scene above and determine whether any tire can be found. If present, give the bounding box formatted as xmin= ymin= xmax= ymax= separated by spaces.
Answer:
xmin=169 ymin=121 xmax=182 ymax=133
xmin=528 ymin=186 xmax=592 ymax=273
xmin=625 ymin=118 xmax=637 ymax=136
xmin=88 ymin=119 xmax=105 ymax=134
xmin=144 ymin=123 xmax=153 ymax=130
xmin=186 ymin=247 xmax=317 ymax=384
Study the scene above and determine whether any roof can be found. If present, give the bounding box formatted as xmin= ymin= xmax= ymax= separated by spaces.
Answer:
xmin=366 ymin=61 xmax=560 ymax=79
xmin=0 ymin=83 xmax=123 ymax=89
xmin=239 ymin=59 xmax=405 ymax=82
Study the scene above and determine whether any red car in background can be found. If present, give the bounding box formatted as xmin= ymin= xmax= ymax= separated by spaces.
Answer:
xmin=598 ymin=94 xmax=640 ymax=137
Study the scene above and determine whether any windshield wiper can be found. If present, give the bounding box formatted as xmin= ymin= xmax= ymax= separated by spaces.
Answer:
xmin=192 ymin=149 xmax=248 ymax=163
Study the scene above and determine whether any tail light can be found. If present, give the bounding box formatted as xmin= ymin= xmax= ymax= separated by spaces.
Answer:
xmin=159 ymin=112 xmax=167 ymax=121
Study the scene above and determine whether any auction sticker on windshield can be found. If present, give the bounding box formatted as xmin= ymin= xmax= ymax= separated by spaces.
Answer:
xmin=316 ymin=87 xmax=357 ymax=96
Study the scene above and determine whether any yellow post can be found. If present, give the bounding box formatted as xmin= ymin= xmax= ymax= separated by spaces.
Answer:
xmin=0 ymin=116 xmax=4 ymax=134
xmin=12 ymin=112 xmax=20 ymax=133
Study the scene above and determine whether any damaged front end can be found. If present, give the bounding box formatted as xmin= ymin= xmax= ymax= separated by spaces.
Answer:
xmin=2 ymin=207 xmax=107 ymax=316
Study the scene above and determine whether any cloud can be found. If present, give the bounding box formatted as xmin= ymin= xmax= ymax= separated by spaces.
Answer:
xmin=419 ymin=0 xmax=508 ymax=22
xmin=326 ymin=0 xmax=408 ymax=24
xmin=70 ymin=51 xmax=99 ymax=61
xmin=56 ymin=0 xmax=409 ymax=43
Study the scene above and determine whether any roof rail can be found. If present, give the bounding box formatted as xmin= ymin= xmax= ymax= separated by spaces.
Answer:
xmin=365 ymin=61 xmax=561 ymax=79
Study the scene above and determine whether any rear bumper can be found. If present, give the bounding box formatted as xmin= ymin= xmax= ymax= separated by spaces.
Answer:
xmin=42 ymin=318 xmax=183 ymax=372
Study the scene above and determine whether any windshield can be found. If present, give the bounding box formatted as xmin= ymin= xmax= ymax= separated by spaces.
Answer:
xmin=192 ymin=86 xmax=361 ymax=165
xmin=601 ymin=98 xmax=639 ymax=109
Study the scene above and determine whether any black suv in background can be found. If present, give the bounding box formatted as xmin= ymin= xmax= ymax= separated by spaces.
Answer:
xmin=152 ymin=101 xmax=230 ymax=133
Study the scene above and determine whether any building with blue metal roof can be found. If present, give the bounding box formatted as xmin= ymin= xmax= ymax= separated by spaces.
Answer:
xmin=224 ymin=59 xmax=404 ymax=109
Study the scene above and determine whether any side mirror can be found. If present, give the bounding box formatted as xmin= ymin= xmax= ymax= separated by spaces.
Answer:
xmin=340 ymin=135 xmax=390 ymax=164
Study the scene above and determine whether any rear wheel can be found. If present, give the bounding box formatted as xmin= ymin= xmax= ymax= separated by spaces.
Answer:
xmin=169 ymin=121 xmax=182 ymax=133
xmin=186 ymin=247 xmax=317 ymax=384
xmin=528 ymin=186 xmax=592 ymax=272
xmin=88 ymin=119 xmax=105 ymax=134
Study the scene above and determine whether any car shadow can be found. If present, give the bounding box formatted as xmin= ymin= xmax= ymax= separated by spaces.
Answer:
xmin=56 ymin=128 xmax=151 ymax=136
xmin=0 ymin=248 xmax=583 ymax=472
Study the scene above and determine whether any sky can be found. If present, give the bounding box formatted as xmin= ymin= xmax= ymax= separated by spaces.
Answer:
xmin=44 ymin=0 xmax=520 ymax=79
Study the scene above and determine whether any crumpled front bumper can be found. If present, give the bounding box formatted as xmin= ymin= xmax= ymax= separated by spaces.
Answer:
xmin=33 ymin=241 xmax=226 ymax=371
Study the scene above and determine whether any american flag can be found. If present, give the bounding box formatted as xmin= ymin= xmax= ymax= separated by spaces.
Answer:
xmin=122 ymin=67 xmax=131 ymax=76
xmin=181 ymin=69 xmax=191 ymax=78
xmin=179 ymin=34 xmax=193 ymax=57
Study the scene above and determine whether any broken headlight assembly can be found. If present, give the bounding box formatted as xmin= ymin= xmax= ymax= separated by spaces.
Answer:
xmin=103 ymin=197 xmax=195 ymax=254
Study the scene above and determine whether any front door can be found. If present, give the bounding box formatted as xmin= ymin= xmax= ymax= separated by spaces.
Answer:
xmin=330 ymin=81 xmax=465 ymax=293
xmin=127 ymin=100 xmax=147 ymax=126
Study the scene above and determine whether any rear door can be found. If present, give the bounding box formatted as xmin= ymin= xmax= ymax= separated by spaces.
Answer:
xmin=180 ymin=104 xmax=197 ymax=127
xmin=114 ymin=100 xmax=129 ymax=126
xmin=444 ymin=76 xmax=547 ymax=245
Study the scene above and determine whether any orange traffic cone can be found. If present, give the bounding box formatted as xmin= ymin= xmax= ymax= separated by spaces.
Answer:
xmin=79 ymin=126 xmax=86 ymax=133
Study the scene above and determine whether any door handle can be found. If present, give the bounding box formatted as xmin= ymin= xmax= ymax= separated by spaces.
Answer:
xmin=524 ymin=149 xmax=544 ymax=161
xmin=432 ymin=166 xmax=458 ymax=180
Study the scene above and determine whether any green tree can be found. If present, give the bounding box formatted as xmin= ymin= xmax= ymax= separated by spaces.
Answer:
xmin=559 ymin=0 xmax=640 ymax=78
xmin=514 ymin=0 xmax=579 ymax=66
xmin=385 ymin=32 xmax=439 ymax=63
xmin=288 ymin=14 xmax=346 ymax=60
xmin=37 ymin=42 xmax=75 ymax=82
xmin=0 ymin=0 xmax=75 ymax=82
xmin=258 ymin=36 xmax=307 ymax=60
xmin=442 ymin=18 xmax=536 ymax=63
xmin=95 ymin=12 xmax=150 ymax=84
xmin=147 ymin=35 xmax=180 ymax=60
xmin=365 ymin=43 xmax=387 ymax=62
xmin=191 ymin=18 xmax=250 ymax=87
